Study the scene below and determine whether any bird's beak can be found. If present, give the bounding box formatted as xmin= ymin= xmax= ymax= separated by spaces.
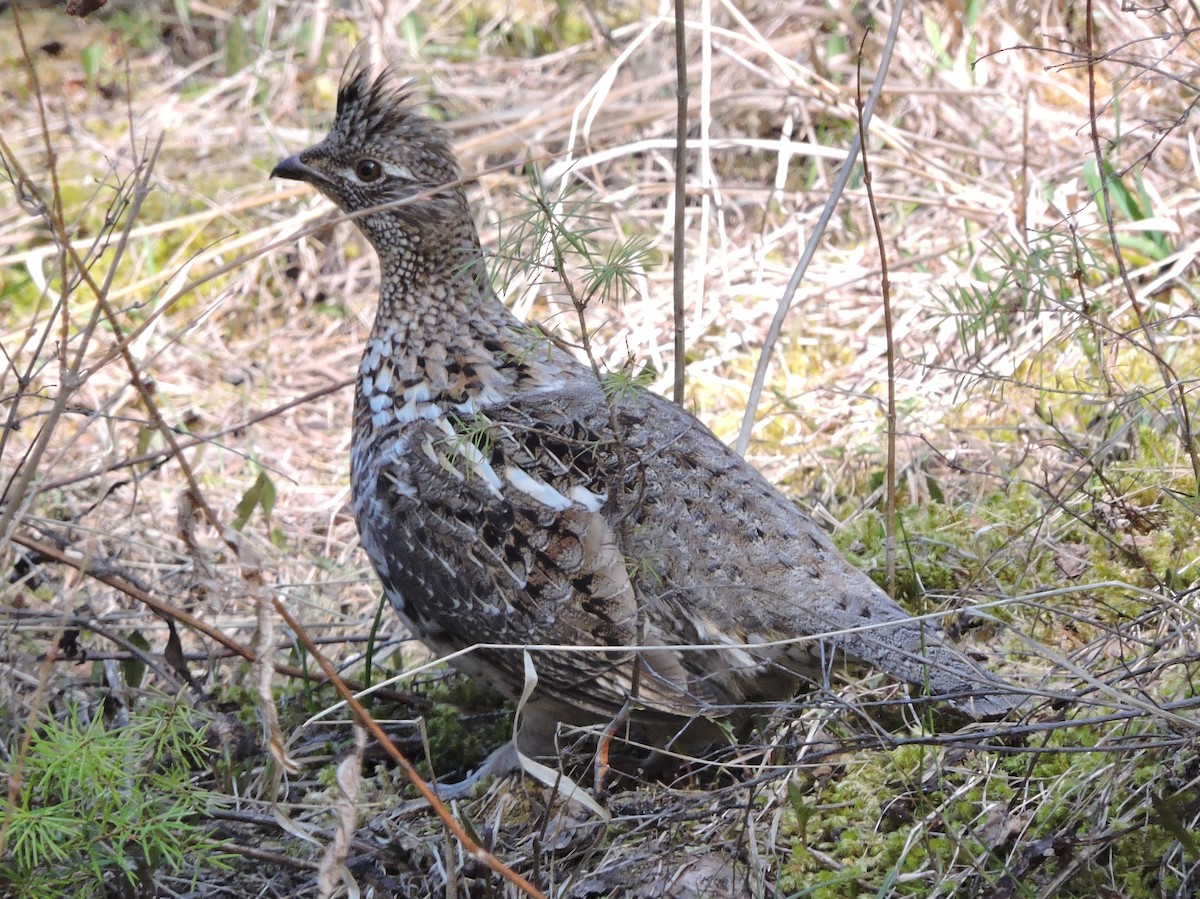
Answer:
xmin=270 ymin=154 xmax=316 ymax=182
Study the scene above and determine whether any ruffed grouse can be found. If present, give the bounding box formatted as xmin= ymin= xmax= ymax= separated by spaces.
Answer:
xmin=272 ymin=50 xmax=1020 ymax=764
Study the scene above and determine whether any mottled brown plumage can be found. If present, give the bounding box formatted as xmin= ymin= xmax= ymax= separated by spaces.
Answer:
xmin=271 ymin=48 xmax=1021 ymax=761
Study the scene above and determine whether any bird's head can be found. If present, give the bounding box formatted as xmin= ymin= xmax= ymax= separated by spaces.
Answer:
xmin=271 ymin=46 xmax=467 ymax=254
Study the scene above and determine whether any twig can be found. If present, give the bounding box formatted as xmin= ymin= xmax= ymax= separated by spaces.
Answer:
xmin=0 ymin=125 xmax=249 ymax=579
xmin=0 ymin=84 xmax=156 ymax=547
xmin=271 ymin=597 xmax=547 ymax=899
xmin=1083 ymin=0 xmax=1200 ymax=490
xmin=855 ymin=36 xmax=896 ymax=595
xmin=672 ymin=0 xmax=689 ymax=405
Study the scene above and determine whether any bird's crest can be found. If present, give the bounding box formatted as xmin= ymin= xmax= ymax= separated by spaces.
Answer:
xmin=329 ymin=44 xmax=455 ymax=168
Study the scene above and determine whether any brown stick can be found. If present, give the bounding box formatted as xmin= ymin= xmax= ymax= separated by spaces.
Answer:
xmin=271 ymin=597 xmax=547 ymax=899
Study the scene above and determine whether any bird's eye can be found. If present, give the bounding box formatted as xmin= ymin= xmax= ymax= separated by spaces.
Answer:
xmin=355 ymin=159 xmax=383 ymax=182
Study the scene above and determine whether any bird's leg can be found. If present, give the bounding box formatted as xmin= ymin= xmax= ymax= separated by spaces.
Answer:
xmin=431 ymin=740 xmax=522 ymax=801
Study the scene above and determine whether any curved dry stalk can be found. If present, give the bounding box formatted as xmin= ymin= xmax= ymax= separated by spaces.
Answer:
xmin=735 ymin=0 xmax=907 ymax=456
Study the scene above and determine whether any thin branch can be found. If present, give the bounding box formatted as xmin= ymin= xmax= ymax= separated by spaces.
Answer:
xmin=672 ymin=0 xmax=689 ymax=405
xmin=855 ymin=37 xmax=896 ymax=596
xmin=1084 ymin=0 xmax=1200 ymax=491
xmin=736 ymin=0 xmax=906 ymax=455
xmin=271 ymin=597 xmax=547 ymax=899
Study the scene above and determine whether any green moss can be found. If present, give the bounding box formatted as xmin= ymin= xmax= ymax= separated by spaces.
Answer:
xmin=408 ymin=672 xmax=513 ymax=783
xmin=779 ymin=745 xmax=1007 ymax=896
xmin=779 ymin=723 xmax=1196 ymax=897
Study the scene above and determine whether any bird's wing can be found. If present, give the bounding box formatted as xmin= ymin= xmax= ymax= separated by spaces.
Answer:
xmin=592 ymin=388 xmax=1021 ymax=715
xmin=356 ymin=392 xmax=712 ymax=721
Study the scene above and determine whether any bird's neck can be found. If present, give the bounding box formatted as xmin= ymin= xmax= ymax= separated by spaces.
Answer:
xmin=355 ymin=225 xmax=546 ymax=427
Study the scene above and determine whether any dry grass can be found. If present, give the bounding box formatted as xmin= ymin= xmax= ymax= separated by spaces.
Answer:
xmin=1 ymin=0 xmax=1198 ymax=896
